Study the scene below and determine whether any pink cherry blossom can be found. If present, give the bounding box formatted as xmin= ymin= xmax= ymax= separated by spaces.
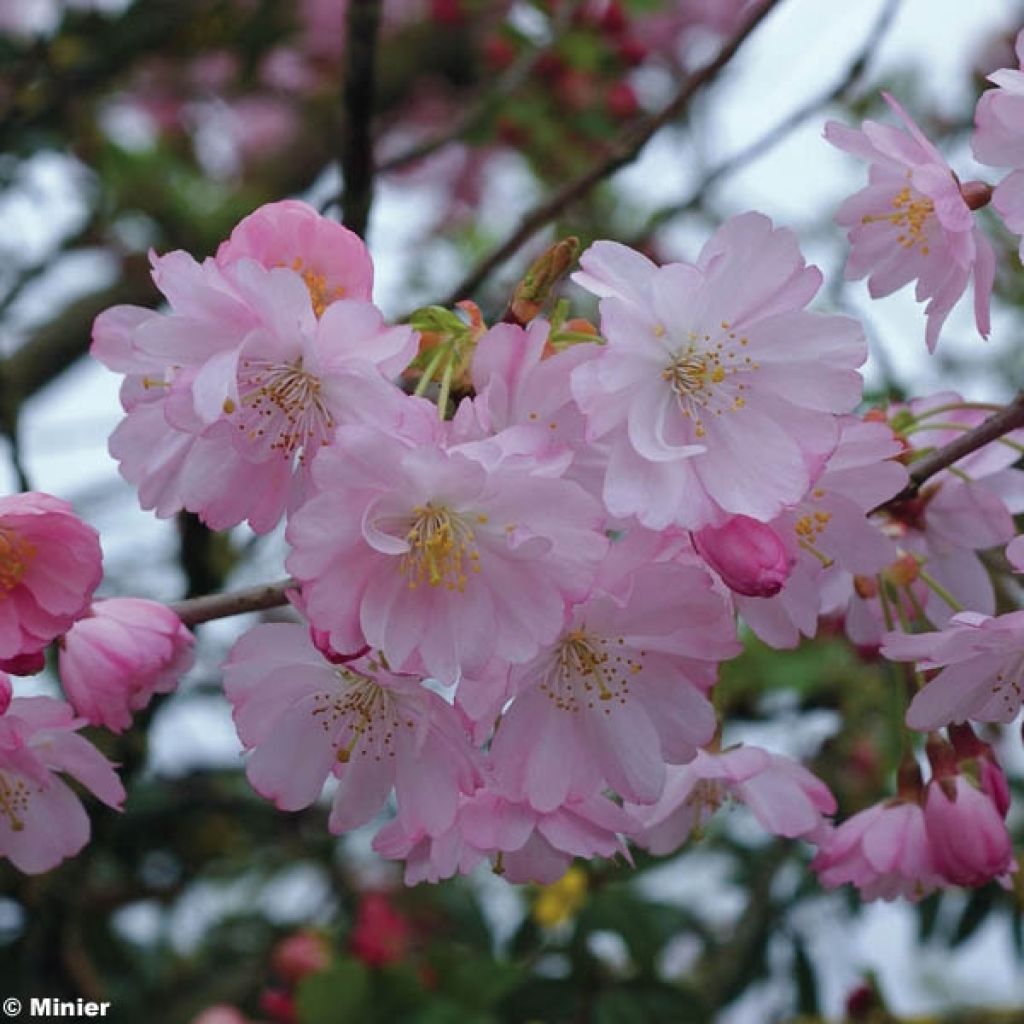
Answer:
xmin=489 ymin=558 xmax=738 ymax=808
xmin=0 ymin=683 xmax=125 ymax=873
xmin=882 ymin=610 xmax=1024 ymax=730
xmin=223 ymin=623 xmax=479 ymax=836
xmin=58 ymin=598 xmax=194 ymax=733
xmin=628 ymin=746 xmax=836 ymax=855
xmin=0 ymin=492 xmax=102 ymax=661
xmin=571 ymin=213 xmax=865 ymax=530
xmin=924 ymin=774 xmax=1016 ymax=888
xmin=215 ymin=199 xmax=373 ymax=310
xmin=811 ymin=799 xmax=943 ymax=902
xmin=973 ymin=30 xmax=1024 ymax=258
xmin=374 ymin=784 xmax=636 ymax=885
xmin=93 ymin=244 xmax=418 ymax=533
xmin=286 ymin=424 xmax=608 ymax=684
xmin=826 ymin=93 xmax=995 ymax=352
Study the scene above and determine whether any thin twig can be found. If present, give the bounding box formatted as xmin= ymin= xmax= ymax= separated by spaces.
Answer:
xmin=339 ymin=0 xmax=383 ymax=237
xmin=169 ymin=578 xmax=294 ymax=627
xmin=876 ymin=391 xmax=1024 ymax=512
xmin=635 ymin=0 xmax=900 ymax=242
xmin=435 ymin=0 xmax=785 ymax=308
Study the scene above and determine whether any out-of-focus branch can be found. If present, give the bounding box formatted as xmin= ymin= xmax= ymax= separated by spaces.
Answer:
xmin=635 ymin=0 xmax=900 ymax=243
xmin=170 ymin=578 xmax=293 ymax=626
xmin=875 ymin=391 xmax=1024 ymax=512
xmin=339 ymin=0 xmax=383 ymax=237
xmin=437 ymin=0 xmax=784 ymax=308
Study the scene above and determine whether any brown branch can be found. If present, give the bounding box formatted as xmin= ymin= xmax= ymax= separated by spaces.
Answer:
xmin=169 ymin=578 xmax=293 ymax=627
xmin=875 ymin=391 xmax=1024 ymax=513
xmin=436 ymin=0 xmax=785 ymax=308
xmin=339 ymin=0 xmax=383 ymax=237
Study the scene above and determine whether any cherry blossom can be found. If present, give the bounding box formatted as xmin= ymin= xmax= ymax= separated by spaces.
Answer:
xmin=826 ymin=93 xmax=995 ymax=352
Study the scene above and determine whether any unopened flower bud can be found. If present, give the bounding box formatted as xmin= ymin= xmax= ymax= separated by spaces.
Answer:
xmin=272 ymin=930 xmax=331 ymax=985
xmin=959 ymin=179 xmax=994 ymax=210
xmin=0 ymin=650 xmax=46 ymax=676
xmin=694 ymin=515 xmax=792 ymax=597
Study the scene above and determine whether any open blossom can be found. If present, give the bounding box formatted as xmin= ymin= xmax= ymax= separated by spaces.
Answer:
xmin=58 ymin=598 xmax=194 ymax=733
xmin=93 ymin=235 xmax=418 ymax=533
xmin=0 ymin=679 xmax=125 ymax=873
xmin=286 ymin=424 xmax=608 ymax=684
xmin=489 ymin=558 xmax=738 ymax=808
xmin=973 ymin=30 xmax=1024 ymax=258
xmin=883 ymin=611 xmax=1024 ymax=730
xmin=215 ymin=199 xmax=373 ymax=311
xmin=224 ymin=623 xmax=479 ymax=836
xmin=0 ymin=493 xmax=103 ymax=661
xmin=811 ymin=799 xmax=943 ymax=902
xmin=374 ymin=784 xmax=636 ymax=885
xmin=925 ymin=772 xmax=1016 ymax=888
xmin=628 ymin=746 xmax=836 ymax=855
xmin=571 ymin=213 xmax=865 ymax=530
xmin=826 ymin=93 xmax=995 ymax=352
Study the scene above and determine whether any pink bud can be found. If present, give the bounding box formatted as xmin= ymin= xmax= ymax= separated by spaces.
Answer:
xmin=190 ymin=1008 xmax=250 ymax=1024
xmin=694 ymin=515 xmax=792 ymax=597
xmin=271 ymin=930 xmax=331 ymax=985
xmin=0 ymin=650 xmax=45 ymax=676
xmin=924 ymin=775 xmax=1015 ymax=887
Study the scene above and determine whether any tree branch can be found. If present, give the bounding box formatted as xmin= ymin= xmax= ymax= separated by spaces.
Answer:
xmin=436 ymin=0 xmax=784 ymax=308
xmin=169 ymin=578 xmax=293 ymax=627
xmin=339 ymin=0 xmax=383 ymax=237
xmin=876 ymin=391 xmax=1024 ymax=512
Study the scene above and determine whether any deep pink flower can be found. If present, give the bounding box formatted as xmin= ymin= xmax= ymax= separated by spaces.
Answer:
xmin=223 ymin=623 xmax=479 ymax=836
xmin=348 ymin=893 xmax=411 ymax=968
xmin=693 ymin=515 xmax=792 ymax=597
xmin=628 ymin=746 xmax=836 ymax=855
xmin=0 ymin=492 xmax=102 ymax=661
xmin=489 ymin=558 xmax=738 ymax=808
xmin=0 ymin=685 xmax=125 ymax=873
xmin=374 ymin=785 xmax=636 ymax=885
xmin=811 ymin=799 xmax=943 ymax=902
xmin=93 ymin=244 xmax=418 ymax=533
xmin=58 ymin=598 xmax=194 ymax=733
xmin=826 ymin=93 xmax=995 ymax=352
xmin=883 ymin=610 xmax=1024 ymax=730
xmin=924 ymin=774 xmax=1015 ymax=887
xmin=286 ymin=424 xmax=608 ymax=684
xmin=571 ymin=213 xmax=865 ymax=530
xmin=215 ymin=199 xmax=373 ymax=311
xmin=973 ymin=30 xmax=1024 ymax=258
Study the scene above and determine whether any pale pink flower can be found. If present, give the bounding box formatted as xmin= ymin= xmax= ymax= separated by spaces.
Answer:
xmin=489 ymin=558 xmax=738 ymax=808
xmin=628 ymin=746 xmax=836 ymax=855
xmin=223 ymin=623 xmax=479 ymax=836
xmin=0 ymin=681 xmax=125 ymax=873
xmin=374 ymin=785 xmax=636 ymax=885
xmin=925 ymin=773 xmax=1016 ymax=888
xmin=93 ymin=243 xmax=418 ymax=533
xmin=0 ymin=492 xmax=102 ymax=661
xmin=286 ymin=424 xmax=608 ymax=684
xmin=571 ymin=213 xmax=865 ymax=530
xmin=811 ymin=799 xmax=943 ymax=902
xmin=693 ymin=515 xmax=792 ymax=598
xmin=973 ymin=30 xmax=1024 ymax=258
xmin=826 ymin=93 xmax=995 ymax=352
xmin=883 ymin=610 xmax=1024 ymax=730
xmin=58 ymin=598 xmax=194 ymax=733
xmin=215 ymin=199 xmax=373 ymax=309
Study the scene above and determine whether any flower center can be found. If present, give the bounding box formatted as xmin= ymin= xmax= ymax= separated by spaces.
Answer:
xmin=541 ymin=629 xmax=644 ymax=713
xmin=0 ymin=771 xmax=30 ymax=832
xmin=659 ymin=321 xmax=757 ymax=438
xmin=235 ymin=357 xmax=334 ymax=462
xmin=311 ymin=670 xmax=411 ymax=764
xmin=400 ymin=504 xmax=481 ymax=592
xmin=0 ymin=528 xmax=34 ymax=596
xmin=992 ymin=653 xmax=1024 ymax=718
xmin=290 ymin=257 xmax=345 ymax=317
xmin=862 ymin=186 xmax=934 ymax=254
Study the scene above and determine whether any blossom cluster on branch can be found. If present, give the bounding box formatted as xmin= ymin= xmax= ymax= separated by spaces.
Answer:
xmin=5 ymin=28 xmax=1024 ymax=907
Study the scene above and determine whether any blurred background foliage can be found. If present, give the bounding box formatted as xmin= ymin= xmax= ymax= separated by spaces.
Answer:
xmin=2 ymin=0 xmax=1024 ymax=1021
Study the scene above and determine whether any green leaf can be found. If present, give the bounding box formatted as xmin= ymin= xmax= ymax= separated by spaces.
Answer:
xmin=296 ymin=959 xmax=371 ymax=1024
xmin=792 ymin=937 xmax=819 ymax=1016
